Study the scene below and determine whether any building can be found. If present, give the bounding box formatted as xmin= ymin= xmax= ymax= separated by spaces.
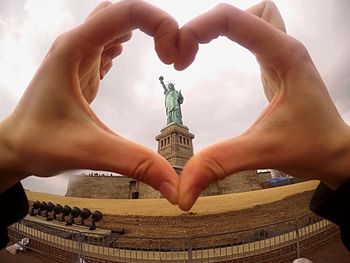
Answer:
xmin=65 ymin=120 xmax=266 ymax=199
xmin=65 ymin=78 xmax=266 ymax=199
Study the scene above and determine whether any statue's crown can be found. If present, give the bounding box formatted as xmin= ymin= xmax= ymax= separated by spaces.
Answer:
xmin=168 ymin=82 xmax=175 ymax=86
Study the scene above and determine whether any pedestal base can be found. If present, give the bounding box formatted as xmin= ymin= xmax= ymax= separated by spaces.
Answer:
xmin=156 ymin=123 xmax=195 ymax=173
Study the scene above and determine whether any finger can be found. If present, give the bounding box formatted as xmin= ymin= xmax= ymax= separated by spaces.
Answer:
xmin=72 ymin=128 xmax=179 ymax=204
xmin=104 ymin=32 xmax=133 ymax=50
xmin=178 ymin=132 xmax=280 ymax=211
xmin=102 ymin=44 xmax=123 ymax=66
xmin=100 ymin=60 xmax=114 ymax=79
xmin=246 ymin=1 xmax=286 ymax=33
xmin=174 ymin=27 xmax=199 ymax=71
xmin=113 ymin=32 xmax=133 ymax=44
xmin=85 ymin=1 xmax=113 ymax=21
xmin=75 ymin=0 xmax=178 ymax=64
xmin=99 ymin=33 xmax=131 ymax=79
xmin=100 ymin=61 xmax=112 ymax=79
xmin=176 ymin=2 xmax=289 ymax=70
xmin=99 ymin=44 xmax=123 ymax=79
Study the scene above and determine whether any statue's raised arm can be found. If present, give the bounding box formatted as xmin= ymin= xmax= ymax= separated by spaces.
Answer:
xmin=159 ymin=76 xmax=168 ymax=94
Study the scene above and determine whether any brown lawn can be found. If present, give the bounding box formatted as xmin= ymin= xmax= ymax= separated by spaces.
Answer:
xmin=26 ymin=180 xmax=319 ymax=216
xmin=25 ymin=181 xmax=319 ymax=239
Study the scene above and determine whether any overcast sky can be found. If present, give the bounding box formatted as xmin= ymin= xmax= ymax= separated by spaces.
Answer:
xmin=1 ymin=0 xmax=349 ymax=195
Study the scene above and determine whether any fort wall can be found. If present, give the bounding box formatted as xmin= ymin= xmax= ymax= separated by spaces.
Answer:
xmin=65 ymin=170 xmax=265 ymax=199
xmin=65 ymin=175 xmax=159 ymax=199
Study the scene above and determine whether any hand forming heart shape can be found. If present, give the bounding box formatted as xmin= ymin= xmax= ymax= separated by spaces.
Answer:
xmin=1 ymin=1 xmax=349 ymax=211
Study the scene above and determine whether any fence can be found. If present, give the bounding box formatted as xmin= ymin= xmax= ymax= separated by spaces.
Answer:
xmin=8 ymin=214 xmax=339 ymax=263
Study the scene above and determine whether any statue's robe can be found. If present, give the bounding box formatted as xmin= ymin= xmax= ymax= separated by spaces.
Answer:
xmin=165 ymin=90 xmax=183 ymax=125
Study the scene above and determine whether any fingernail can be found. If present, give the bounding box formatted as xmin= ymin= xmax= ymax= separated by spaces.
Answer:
xmin=100 ymin=69 xmax=106 ymax=79
xmin=159 ymin=182 xmax=178 ymax=205
xmin=181 ymin=188 xmax=201 ymax=211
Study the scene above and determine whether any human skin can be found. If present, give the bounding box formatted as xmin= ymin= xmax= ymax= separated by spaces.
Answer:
xmin=0 ymin=1 xmax=349 ymax=212
xmin=176 ymin=1 xmax=350 ymax=211
xmin=0 ymin=0 xmax=180 ymax=204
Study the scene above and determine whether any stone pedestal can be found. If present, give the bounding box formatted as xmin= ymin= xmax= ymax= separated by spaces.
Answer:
xmin=156 ymin=123 xmax=194 ymax=174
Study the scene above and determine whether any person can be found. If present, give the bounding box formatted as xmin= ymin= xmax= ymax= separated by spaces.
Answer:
xmin=176 ymin=1 xmax=350 ymax=252
xmin=0 ymin=0 xmax=180 ymax=249
xmin=159 ymin=76 xmax=184 ymax=125
xmin=0 ymin=0 xmax=349 ymax=253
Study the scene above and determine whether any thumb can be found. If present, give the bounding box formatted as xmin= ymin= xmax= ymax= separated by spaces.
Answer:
xmin=178 ymin=133 xmax=277 ymax=211
xmin=69 ymin=127 xmax=179 ymax=205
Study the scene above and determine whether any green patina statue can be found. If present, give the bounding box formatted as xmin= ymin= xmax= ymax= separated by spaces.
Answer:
xmin=159 ymin=76 xmax=184 ymax=125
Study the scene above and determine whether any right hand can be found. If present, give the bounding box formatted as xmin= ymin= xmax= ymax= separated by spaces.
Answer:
xmin=176 ymin=1 xmax=350 ymax=211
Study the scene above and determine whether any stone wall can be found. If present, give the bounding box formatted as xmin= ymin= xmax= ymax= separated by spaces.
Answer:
xmin=199 ymin=170 xmax=263 ymax=197
xmin=219 ymin=170 xmax=262 ymax=194
xmin=66 ymin=170 xmax=263 ymax=199
xmin=65 ymin=175 xmax=160 ymax=199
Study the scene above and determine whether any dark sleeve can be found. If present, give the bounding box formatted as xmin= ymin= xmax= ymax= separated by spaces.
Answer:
xmin=0 ymin=182 xmax=29 ymax=250
xmin=310 ymin=179 xmax=350 ymax=252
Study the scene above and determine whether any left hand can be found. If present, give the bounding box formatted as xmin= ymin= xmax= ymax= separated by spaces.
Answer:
xmin=0 ymin=1 xmax=180 ymax=204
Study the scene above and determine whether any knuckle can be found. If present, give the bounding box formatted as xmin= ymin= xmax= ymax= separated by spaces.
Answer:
xmin=214 ymin=2 xmax=233 ymax=12
xmin=50 ymin=32 xmax=71 ymax=52
xmin=259 ymin=34 xmax=312 ymax=70
xmin=262 ymin=0 xmax=277 ymax=9
xmin=196 ymin=151 xmax=226 ymax=181
xmin=130 ymin=157 xmax=154 ymax=182
xmin=101 ymin=1 xmax=113 ymax=7
xmin=287 ymin=38 xmax=311 ymax=63
xmin=47 ymin=32 xmax=77 ymax=59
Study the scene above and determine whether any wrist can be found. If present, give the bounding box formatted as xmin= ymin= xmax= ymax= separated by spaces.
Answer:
xmin=0 ymin=118 xmax=28 ymax=192
xmin=321 ymin=123 xmax=350 ymax=190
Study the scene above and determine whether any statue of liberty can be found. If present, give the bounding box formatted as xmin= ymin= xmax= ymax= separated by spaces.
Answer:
xmin=159 ymin=76 xmax=184 ymax=125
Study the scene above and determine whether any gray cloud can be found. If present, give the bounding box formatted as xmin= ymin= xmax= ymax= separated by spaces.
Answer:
xmin=282 ymin=0 xmax=350 ymax=123
xmin=91 ymin=31 xmax=164 ymax=149
xmin=182 ymin=70 xmax=266 ymax=150
xmin=3 ymin=0 xmax=350 ymax=194
xmin=0 ymin=0 xmax=27 ymax=20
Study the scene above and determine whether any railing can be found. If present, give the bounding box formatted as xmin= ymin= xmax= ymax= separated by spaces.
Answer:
xmin=8 ymin=214 xmax=339 ymax=263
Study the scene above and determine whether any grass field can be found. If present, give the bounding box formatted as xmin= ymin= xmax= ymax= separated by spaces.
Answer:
xmin=26 ymin=180 xmax=319 ymax=216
